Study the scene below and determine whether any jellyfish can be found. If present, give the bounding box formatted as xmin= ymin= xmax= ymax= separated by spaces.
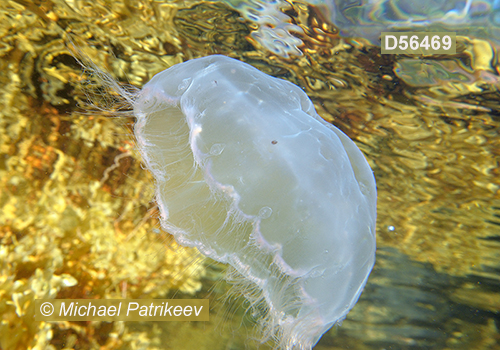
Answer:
xmin=132 ymin=55 xmax=376 ymax=349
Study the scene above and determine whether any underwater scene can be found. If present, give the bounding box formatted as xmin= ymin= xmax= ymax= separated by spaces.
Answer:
xmin=0 ymin=0 xmax=499 ymax=349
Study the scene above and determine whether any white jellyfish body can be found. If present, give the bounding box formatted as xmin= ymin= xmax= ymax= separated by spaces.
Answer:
xmin=133 ymin=55 xmax=376 ymax=349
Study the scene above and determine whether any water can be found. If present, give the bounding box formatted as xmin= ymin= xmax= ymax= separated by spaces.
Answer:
xmin=0 ymin=0 xmax=498 ymax=349
xmin=222 ymin=0 xmax=500 ymax=57
xmin=323 ymin=0 xmax=500 ymax=45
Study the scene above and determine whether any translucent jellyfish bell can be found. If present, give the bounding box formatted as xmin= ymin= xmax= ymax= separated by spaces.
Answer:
xmin=133 ymin=55 xmax=377 ymax=349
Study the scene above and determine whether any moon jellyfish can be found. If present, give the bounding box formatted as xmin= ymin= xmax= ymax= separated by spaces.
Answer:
xmin=133 ymin=55 xmax=376 ymax=349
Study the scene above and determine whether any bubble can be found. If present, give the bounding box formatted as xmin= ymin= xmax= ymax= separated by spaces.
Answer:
xmin=177 ymin=77 xmax=192 ymax=91
xmin=209 ymin=143 xmax=225 ymax=156
xmin=258 ymin=206 xmax=272 ymax=219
